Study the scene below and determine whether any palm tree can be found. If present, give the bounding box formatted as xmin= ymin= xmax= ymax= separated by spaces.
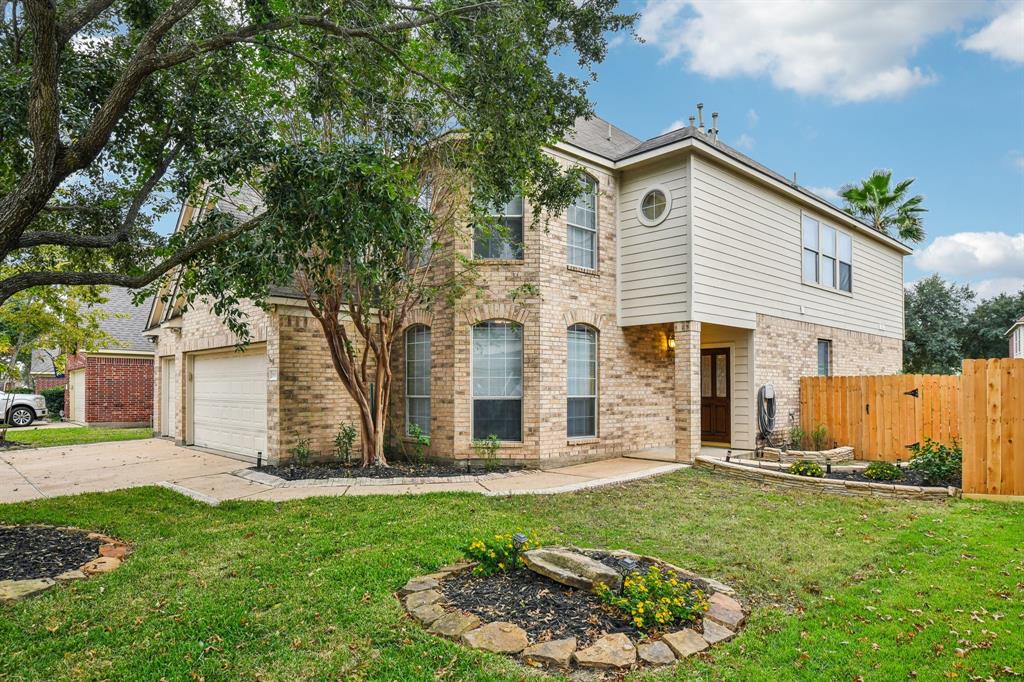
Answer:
xmin=839 ymin=170 xmax=926 ymax=243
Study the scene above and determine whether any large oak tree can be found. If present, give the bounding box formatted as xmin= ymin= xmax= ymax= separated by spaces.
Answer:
xmin=1 ymin=0 xmax=631 ymax=308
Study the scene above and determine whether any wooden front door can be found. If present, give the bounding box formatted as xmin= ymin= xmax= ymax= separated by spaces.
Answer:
xmin=700 ymin=348 xmax=730 ymax=443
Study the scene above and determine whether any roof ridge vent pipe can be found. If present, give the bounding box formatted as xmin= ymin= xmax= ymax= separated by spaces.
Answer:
xmin=792 ymin=172 xmax=798 ymax=187
xmin=696 ymin=103 xmax=705 ymax=132
xmin=711 ymin=112 xmax=719 ymax=142
xmin=606 ymin=122 xmax=612 ymax=142
xmin=688 ymin=115 xmax=696 ymax=128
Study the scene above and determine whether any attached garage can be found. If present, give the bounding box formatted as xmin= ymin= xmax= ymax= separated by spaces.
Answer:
xmin=189 ymin=349 xmax=267 ymax=460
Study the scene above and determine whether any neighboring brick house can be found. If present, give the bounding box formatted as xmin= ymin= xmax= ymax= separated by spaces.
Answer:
xmin=65 ymin=288 xmax=155 ymax=426
xmin=1008 ymin=316 xmax=1024 ymax=359
xmin=29 ymin=349 xmax=66 ymax=391
xmin=146 ymin=113 xmax=907 ymax=465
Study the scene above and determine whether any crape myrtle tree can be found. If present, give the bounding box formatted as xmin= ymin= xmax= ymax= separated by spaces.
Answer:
xmin=0 ymin=0 xmax=632 ymax=308
xmin=167 ymin=2 xmax=636 ymax=466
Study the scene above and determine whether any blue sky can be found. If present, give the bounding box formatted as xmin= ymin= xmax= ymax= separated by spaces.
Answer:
xmin=564 ymin=0 xmax=1024 ymax=297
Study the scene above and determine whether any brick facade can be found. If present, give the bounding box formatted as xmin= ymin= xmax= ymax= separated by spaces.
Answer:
xmin=64 ymin=352 xmax=154 ymax=425
xmin=33 ymin=376 xmax=66 ymax=391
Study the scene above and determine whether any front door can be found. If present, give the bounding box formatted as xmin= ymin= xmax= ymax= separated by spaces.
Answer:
xmin=700 ymin=348 xmax=730 ymax=443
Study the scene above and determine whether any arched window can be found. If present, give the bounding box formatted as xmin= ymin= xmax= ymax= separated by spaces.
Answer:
xmin=405 ymin=325 xmax=431 ymax=435
xmin=567 ymin=324 xmax=598 ymax=438
xmin=568 ymin=176 xmax=597 ymax=269
xmin=472 ymin=320 xmax=523 ymax=441
xmin=474 ymin=196 xmax=524 ymax=260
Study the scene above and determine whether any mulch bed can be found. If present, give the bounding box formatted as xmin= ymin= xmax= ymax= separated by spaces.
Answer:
xmin=440 ymin=568 xmax=641 ymax=647
xmin=825 ymin=468 xmax=960 ymax=488
xmin=0 ymin=526 xmax=101 ymax=581
xmin=258 ymin=460 xmax=517 ymax=481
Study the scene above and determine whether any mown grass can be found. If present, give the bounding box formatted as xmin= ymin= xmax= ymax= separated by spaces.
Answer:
xmin=4 ymin=426 xmax=151 ymax=448
xmin=0 ymin=468 xmax=1020 ymax=681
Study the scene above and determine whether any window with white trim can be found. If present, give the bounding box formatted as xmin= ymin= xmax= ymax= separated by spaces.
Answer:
xmin=568 ymin=176 xmax=597 ymax=269
xmin=475 ymin=196 xmax=524 ymax=260
xmin=803 ymin=215 xmax=852 ymax=292
xmin=472 ymin=320 xmax=523 ymax=441
xmin=405 ymin=325 xmax=431 ymax=435
xmin=567 ymin=324 xmax=597 ymax=438
xmin=416 ymin=178 xmax=434 ymax=267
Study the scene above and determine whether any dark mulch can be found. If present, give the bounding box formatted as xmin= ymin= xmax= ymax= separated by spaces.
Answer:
xmin=258 ymin=460 xmax=517 ymax=481
xmin=0 ymin=526 xmax=101 ymax=580
xmin=580 ymin=550 xmax=711 ymax=594
xmin=440 ymin=568 xmax=641 ymax=647
xmin=825 ymin=468 xmax=960 ymax=488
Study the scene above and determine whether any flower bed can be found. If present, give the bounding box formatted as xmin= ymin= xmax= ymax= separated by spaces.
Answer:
xmin=0 ymin=525 xmax=129 ymax=605
xmin=695 ymin=456 xmax=959 ymax=501
xmin=398 ymin=545 xmax=746 ymax=672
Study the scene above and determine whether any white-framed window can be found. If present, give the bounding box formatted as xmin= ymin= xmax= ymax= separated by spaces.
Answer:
xmin=802 ymin=215 xmax=852 ymax=292
xmin=567 ymin=324 xmax=598 ymax=438
xmin=472 ymin=320 xmax=523 ymax=441
xmin=416 ymin=178 xmax=434 ymax=267
xmin=638 ymin=186 xmax=671 ymax=226
xmin=568 ymin=176 xmax=597 ymax=269
xmin=475 ymin=196 xmax=524 ymax=260
xmin=817 ymin=339 xmax=832 ymax=376
xmin=405 ymin=325 xmax=431 ymax=435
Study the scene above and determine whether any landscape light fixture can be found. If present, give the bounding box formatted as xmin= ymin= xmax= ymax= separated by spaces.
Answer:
xmin=512 ymin=533 xmax=528 ymax=550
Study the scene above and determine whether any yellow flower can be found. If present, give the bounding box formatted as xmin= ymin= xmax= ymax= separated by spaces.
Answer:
xmin=498 ymin=562 xmax=505 ymax=570
xmin=634 ymin=616 xmax=644 ymax=627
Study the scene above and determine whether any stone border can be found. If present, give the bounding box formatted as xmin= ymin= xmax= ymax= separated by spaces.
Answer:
xmin=0 ymin=526 xmax=130 ymax=605
xmin=695 ymin=456 xmax=960 ymax=501
xmin=761 ymin=446 xmax=854 ymax=464
xmin=233 ymin=467 xmax=535 ymax=488
xmin=397 ymin=549 xmax=746 ymax=672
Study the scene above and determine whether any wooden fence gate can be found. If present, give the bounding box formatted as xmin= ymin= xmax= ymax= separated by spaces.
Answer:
xmin=799 ymin=374 xmax=961 ymax=461
xmin=961 ymin=359 xmax=1023 ymax=497
xmin=799 ymin=360 xmax=1023 ymax=497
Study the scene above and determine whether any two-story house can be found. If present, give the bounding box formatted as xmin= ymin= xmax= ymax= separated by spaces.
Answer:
xmin=145 ymin=114 xmax=908 ymax=465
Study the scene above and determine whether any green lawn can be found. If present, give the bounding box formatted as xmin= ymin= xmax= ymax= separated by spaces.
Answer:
xmin=4 ymin=426 xmax=152 ymax=448
xmin=1 ymin=469 xmax=1020 ymax=681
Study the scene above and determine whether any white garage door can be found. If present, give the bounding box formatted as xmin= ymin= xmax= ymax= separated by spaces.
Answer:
xmin=191 ymin=351 xmax=267 ymax=459
xmin=68 ymin=369 xmax=86 ymax=423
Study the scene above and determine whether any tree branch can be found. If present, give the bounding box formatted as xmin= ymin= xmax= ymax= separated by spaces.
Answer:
xmin=57 ymin=0 xmax=114 ymax=43
xmin=0 ymin=213 xmax=263 ymax=306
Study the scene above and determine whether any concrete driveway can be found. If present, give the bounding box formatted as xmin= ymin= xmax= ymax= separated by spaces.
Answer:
xmin=0 ymin=439 xmax=243 ymax=503
xmin=1 ymin=438 xmax=686 ymax=505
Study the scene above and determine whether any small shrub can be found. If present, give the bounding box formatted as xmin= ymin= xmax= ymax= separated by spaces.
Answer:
xmin=788 ymin=425 xmax=806 ymax=450
xmin=473 ymin=433 xmax=501 ymax=471
xmin=863 ymin=460 xmax=903 ymax=481
xmin=41 ymin=387 xmax=65 ymax=417
xmin=463 ymin=533 xmax=531 ymax=575
xmin=334 ymin=422 xmax=357 ymax=465
xmin=596 ymin=565 xmax=709 ymax=632
xmin=909 ymin=438 xmax=962 ymax=486
xmin=405 ymin=423 xmax=430 ymax=466
xmin=289 ymin=438 xmax=312 ymax=467
xmin=8 ymin=387 xmax=33 ymax=394
xmin=788 ymin=460 xmax=824 ymax=478
xmin=809 ymin=424 xmax=830 ymax=451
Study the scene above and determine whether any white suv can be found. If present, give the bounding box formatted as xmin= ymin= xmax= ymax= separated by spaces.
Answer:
xmin=0 ymin=392 xmax=48 ymax=427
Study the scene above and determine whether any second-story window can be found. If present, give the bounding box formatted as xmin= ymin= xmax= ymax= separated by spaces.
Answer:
xmin=803 ymin=215 xmax=853 ymax=293
xmin=568 ymin=176 xmax=597 ymax=269
xmin=475 ymin=196 xmax=524 ymax=260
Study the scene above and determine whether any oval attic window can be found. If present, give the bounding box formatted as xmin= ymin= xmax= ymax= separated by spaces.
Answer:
xmin=640 ymin=188 xmax=669 ymax=225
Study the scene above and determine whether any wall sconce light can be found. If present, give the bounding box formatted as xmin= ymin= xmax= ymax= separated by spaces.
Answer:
xmin=667 ymin=337 xmax=676 ymax=350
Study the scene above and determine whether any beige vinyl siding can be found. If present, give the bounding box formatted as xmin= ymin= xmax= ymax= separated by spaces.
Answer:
xmin=701 ymin=324 xmax=755 ymax=448
xmin=689 ymin=155 xmax=904 ymax=338
xmin=617 ymin=157 xmax=690 ymax=326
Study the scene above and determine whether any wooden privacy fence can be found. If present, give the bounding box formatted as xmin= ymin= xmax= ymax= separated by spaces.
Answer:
xmin=961 ymin=359 xmax=1023 ymax=498
xmin=799 ymin=359 xmax=1023 ymax=497
xmin=800 ymin=374 xmax=961 ymax=462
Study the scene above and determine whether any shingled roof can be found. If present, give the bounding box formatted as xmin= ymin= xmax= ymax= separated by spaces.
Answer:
xmin=30 ymin=348 xmax=59 ymax=375
xmin=91 ymin=287 xmax=155 ymax=353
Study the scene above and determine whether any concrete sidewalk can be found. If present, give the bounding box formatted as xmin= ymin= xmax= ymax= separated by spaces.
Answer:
xmin=0 ymin=438 xmax=686 ymax=505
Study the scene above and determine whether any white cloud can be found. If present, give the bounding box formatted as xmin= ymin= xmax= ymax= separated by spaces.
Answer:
xmin=637 ymin=0 xmax=981 ymax=102
xmin=807 ymin=186 xmax=841 ymax=204
xmin=1010 ymin=150 xmax=1024 ymax=171
xmin=962 ymin=1 xmax=1024 ymax=64
xmin=746 ymin=109 xmax=759 ymax=127
xmin=733 ymin=133 xmax=755 ymax=151
xmin=971 ymin=277 xmax=1024 ymax=298
xmin=660 ymin=119 xmax=686 ymax=134
xmin=913 ymin=231 xmax=1024 ymax=280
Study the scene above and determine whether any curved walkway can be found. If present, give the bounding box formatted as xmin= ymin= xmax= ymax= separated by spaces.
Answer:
xmin=0 ymin=438 xmax=686 ymax=505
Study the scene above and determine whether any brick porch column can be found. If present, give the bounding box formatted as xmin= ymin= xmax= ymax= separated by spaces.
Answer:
xmin=673 ymin=321 xmax=701 ymax=462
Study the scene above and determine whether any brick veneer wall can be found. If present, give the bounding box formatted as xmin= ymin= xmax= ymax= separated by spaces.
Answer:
xmin=64 ymin=352 xmax=154 ymax=425
xmin=33 ymin=376 xmax=66 ymax=391
xmin=754 ymin=313 xmax=903 ymax=431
